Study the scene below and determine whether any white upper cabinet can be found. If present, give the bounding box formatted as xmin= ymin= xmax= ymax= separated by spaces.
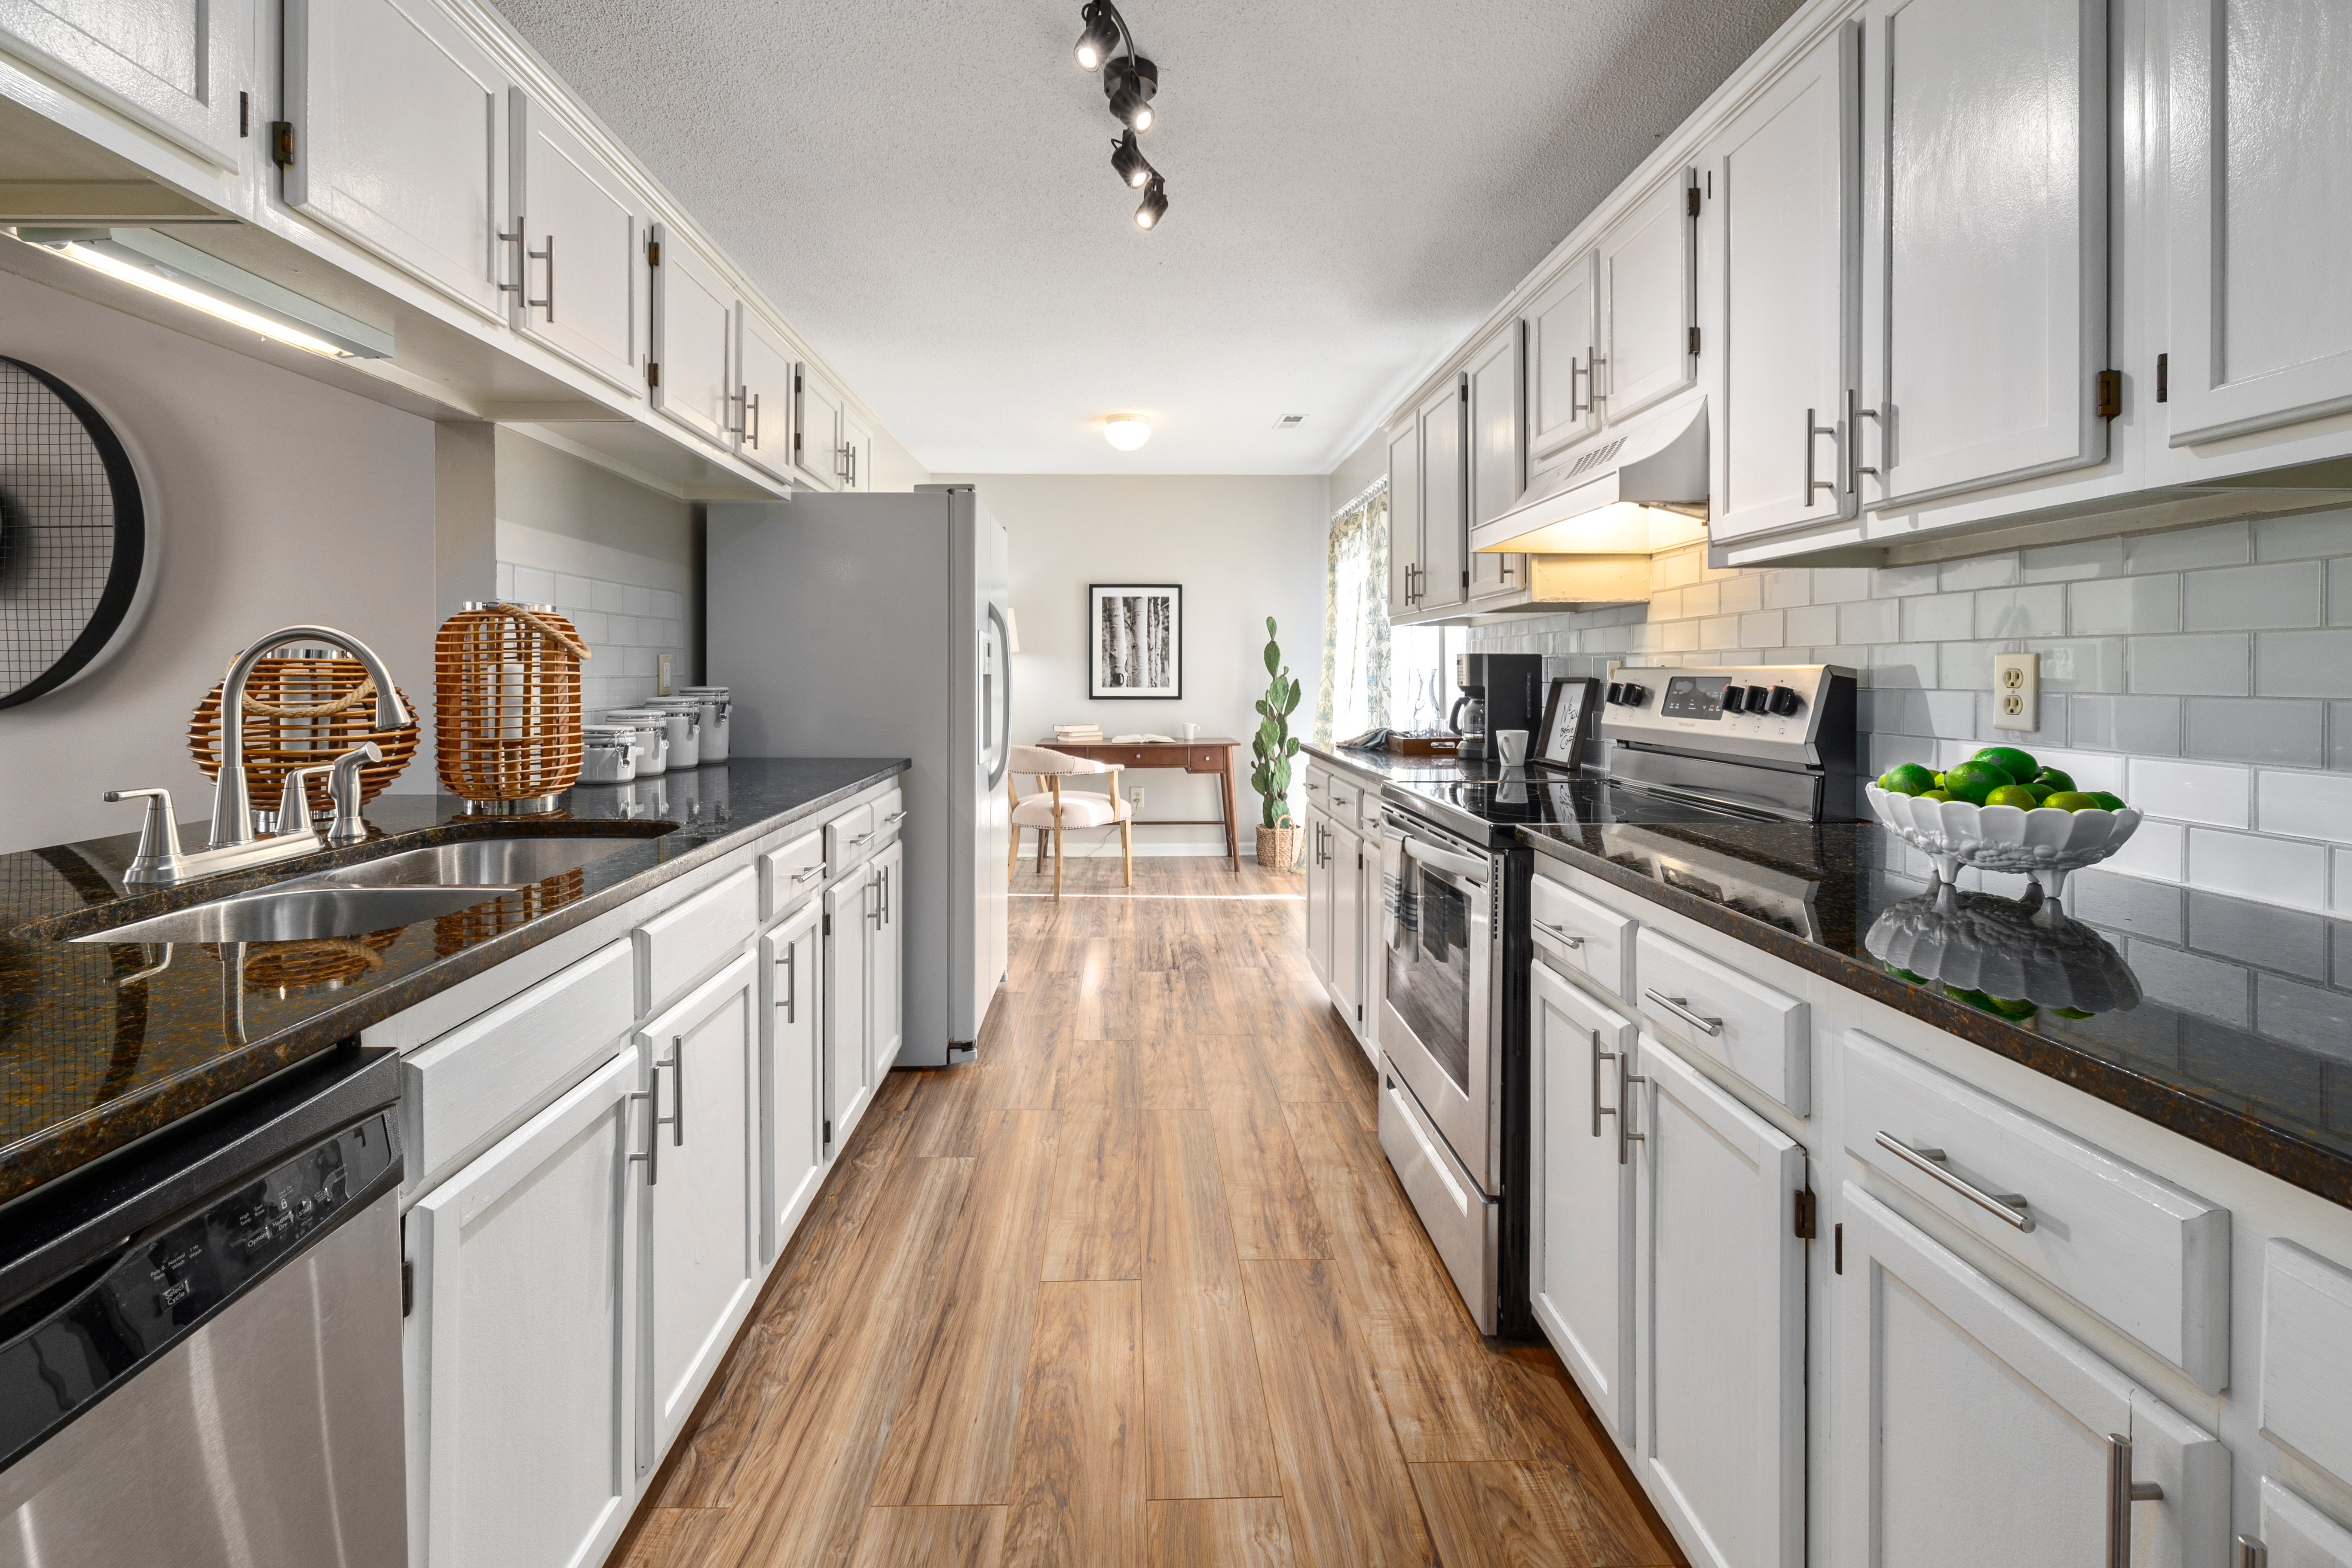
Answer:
xmin=283 ymin=0 xmax=513 ymax=320
xmin=648 ymin=222 xmax=735 ymax=449
xmin=1416 ymin=378 xmax=1468 ymax=614
xmin=1466 ymin=324 xmax=1525 ymax=598
xmin=1597 ymin=172 xmax=1698 ymax=426
xmin=1525 ymin=256 xmax=1599 ymax=474
xmin=0 ymin=0 xmax=248 ymax=167
xmin=1859 ymin=0 xmax=2109 ymax=508
xmin=508 ymin=89 xmax=642 ymax=395
xmin=2163 ymin=0 xmax=2352 ymax=444
xmin=796 ymin=361 xmax=847 ymax=492
xmin=1384 ymin=420 xmax=1419 ymax=618
xmin=1707 ymin=24 xmax=1860 ymax=545
xmin=735 ymin=308 xmax=796 ymax=483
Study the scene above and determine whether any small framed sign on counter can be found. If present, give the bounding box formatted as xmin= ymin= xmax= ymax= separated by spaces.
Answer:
xmin=1089 ymin=583 xmax=1182 ymax=698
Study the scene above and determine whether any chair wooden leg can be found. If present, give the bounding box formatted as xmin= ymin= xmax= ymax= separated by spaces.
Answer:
xmin=1052 ymin=827 xmax=1064 ymax=900
xmin=1120 ymin=819 xmax=1133 ymax=887
xmin=1036 ymin=826 xmax=1049 ymax=873
xmin=1008 ymin=824 xmax=1020 ymax=878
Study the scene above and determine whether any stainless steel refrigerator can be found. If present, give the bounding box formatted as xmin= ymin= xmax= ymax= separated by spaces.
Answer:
xmin=706 ymin=484 xmax=1012 ymax=1066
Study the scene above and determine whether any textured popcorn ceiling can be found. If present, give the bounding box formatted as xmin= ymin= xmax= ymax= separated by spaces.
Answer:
xmin=492 ymin=0 xmax=1801 ymax=474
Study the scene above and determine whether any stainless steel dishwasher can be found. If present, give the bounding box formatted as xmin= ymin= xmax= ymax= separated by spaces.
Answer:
xmin=0 ymin=1046 xmax=407 ymax=1568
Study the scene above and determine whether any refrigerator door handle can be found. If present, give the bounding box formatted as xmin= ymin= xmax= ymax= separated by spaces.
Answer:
xmin=985 ymin=600 xmax=1013 ymax=789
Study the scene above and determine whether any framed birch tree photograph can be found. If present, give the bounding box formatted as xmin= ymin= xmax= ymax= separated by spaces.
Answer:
xmin=1088 ymin=583 xmax=1182 ymax=698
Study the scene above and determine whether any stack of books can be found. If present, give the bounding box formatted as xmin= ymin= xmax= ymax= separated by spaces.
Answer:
xmin=1053 ymin=723 xmax=1104 ymax=743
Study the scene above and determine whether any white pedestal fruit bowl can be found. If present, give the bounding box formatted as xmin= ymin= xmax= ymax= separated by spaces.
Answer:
xmin=1865 ymin=784 xmax=2142 ymax=907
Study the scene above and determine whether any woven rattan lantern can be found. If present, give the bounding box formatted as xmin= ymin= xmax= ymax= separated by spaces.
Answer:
xmin=435 ymin=601 xmax=590 ymax=813
xmin=189 ymin=652 xmax=420 ymax=819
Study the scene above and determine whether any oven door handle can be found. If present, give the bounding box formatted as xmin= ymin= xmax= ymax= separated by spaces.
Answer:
xmin=1399 ymin=835 xmax=1489 ymax=885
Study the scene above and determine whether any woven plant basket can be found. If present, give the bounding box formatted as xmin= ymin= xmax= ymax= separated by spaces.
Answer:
xmin=1257 ymin=815 xmax=1305 ymax=870
xmin=435 ymin=602 xmax=590 ymax=808
xmin=189 ymin=654 xmax=419 ymax=817
xmin=432 ymin=871 xmax=586 ymax=956
xmin=220 ymin=931 xmax=400 ymax=994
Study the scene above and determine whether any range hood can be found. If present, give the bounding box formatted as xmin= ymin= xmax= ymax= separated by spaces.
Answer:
xmin=1471 ymin=396 xmax=1709 ymax=556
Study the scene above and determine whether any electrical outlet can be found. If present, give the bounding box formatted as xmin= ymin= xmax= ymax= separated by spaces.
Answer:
xmin=1993 ymin=652 xmax=2040 ymax=732
xmin=657 ymin=653 xmax=674 ymax=696
xmin=1130 ymin=785 xmax=1145 ymax=808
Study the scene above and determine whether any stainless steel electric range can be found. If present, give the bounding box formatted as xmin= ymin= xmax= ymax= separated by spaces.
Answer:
xmin=1375 ymin=664 xmax=1858 ymax=1337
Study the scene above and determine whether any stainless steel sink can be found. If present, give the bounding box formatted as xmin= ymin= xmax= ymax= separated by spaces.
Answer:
xmin=322 ymin=835 xmax=641 ymax=888
xmin=76 ymin=886 xmax=508 ymax=945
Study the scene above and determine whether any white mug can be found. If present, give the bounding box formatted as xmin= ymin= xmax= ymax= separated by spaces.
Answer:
xmin=1495 ymin=729 xmax=1530 ymax=766
xmin=1182 ymin=722 xmax=1199 ymax=741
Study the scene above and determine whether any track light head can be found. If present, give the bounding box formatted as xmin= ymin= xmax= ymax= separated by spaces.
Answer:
xmin=1074 ymin=2 xmax=1119 ymax=71
xmin=1105 ymin=55 xmax=1158 ymax=132
xmin=1134 ymin=175 xmax=1168 ymax=230
xmin=1110 ymin=129 xmax=1154 ymax=189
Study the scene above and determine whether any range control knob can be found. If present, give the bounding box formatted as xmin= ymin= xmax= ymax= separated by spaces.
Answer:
xmin=1619 ymin=682 xmax=1650 ymax=706
xmin=1605 ymin=682 xmax=1626 ymax=705
xmin=1744 ymin=685 xmax=1772 ymax=715
xmin=1718 ymin=683 xmax=1746 ymax=712
xmin=1767 ymin=685 xmax=1802 ymax=716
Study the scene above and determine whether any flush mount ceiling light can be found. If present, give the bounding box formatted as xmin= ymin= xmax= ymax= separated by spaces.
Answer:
xmin=1070 ymin=0 xmax=1169 ymax=229
xmin=1103 ymin=415 xmax=1151 ymax=451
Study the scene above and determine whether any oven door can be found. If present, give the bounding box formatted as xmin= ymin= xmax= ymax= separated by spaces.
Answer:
xmin=1377 ymin=814 xmax=1496 ymax=1193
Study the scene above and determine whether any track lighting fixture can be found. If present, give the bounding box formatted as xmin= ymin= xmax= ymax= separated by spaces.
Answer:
xmin=1065 ymin=0 xmax=1170 ymax=229
xmin=1110 ymin=130 xmax=1153 ymax=189
xmin=1134 ymin=175 xmax=1168 ymax=230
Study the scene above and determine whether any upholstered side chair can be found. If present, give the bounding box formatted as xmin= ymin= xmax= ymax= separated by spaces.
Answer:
xmin=1007 ymin=744 xmax=1133 ymax=898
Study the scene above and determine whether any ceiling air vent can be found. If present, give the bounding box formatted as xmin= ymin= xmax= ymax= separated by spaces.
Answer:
xmin=1274 ymin=414 xmax=1305 ymax=429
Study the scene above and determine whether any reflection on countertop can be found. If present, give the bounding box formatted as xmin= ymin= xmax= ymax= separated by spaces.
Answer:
xmin=0 ymin=758 xmax=908 ymax=1207
xmin=1519 ymin=818 xmax=2352 ymax=1210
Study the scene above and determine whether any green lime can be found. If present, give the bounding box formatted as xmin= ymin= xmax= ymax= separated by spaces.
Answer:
xmin=1987 ymin=996 xmax=2039 ymax=1020
xmin=2025 ymin=781 xmax=2057 ymax=803
xmin=1917 ymin=789 xmax=1954 ymax=803
xmin=1939 ymin=760 xmax=2012 ymax=805
xmin=2092 ymin=791 xmax=2126 ymax=811
xmin=1880 ymin=763 xmax=1938 ymax=796
xmin=1983 ymin=784 xmax=2042 ymax=810
xmin=1975 ymin=746 xmax=2038 ymax=779
xmin=1943 ymin=985 xmax=1992 ymax=1008
xmin=1890 ymin=968 xmax=1927 ymax=985
xmin=2043 ymin=791 xmax=2104 ymax=812
xmin=2033 ymin=767 xmax=2076 ymax=793
xmin=2052 ymin=1007 xmax=2095 ymax=1020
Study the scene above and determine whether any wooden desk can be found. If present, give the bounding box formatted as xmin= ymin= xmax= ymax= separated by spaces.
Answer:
xmin=1037 ymin=738 xmax=1245 ymax=871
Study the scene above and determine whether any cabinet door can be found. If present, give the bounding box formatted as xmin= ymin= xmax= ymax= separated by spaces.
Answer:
xmin=824 ymin=872 xmax=873 ymax=1152
xmin=0 ymin=0 xmax=246 ymax=166
xmin=796 ymin=362 xmax=847 ymax=491
xmin=1598 ymin=173 xmax=1698 ymax=426
xmin=763 ymin=901 xmax=823 ymax=1265
xmin=1304 ymin=807 xmax=1332 ymax=984
xmin=510 ymin=90 xmax=642 ymax=394
xmin=1637 ymin=1035 xmax=1806 ymax=1568
xmin=1860 ymin=0 xmax=2107 ymax=507
xmin=408 ymin=1050 xmax=640 ymax=1568
xmin=870 ymin=839 xmax=903 ymax=1076
xmin=1466 ymin=325 xmax=1525 ymax=599
xmin=1709 ymin=24 xmax=1861 ymax=544
xmin=735 ymin=309 xmax=796 ymax=483
xmin=2165 ymin=0 xmax=2352 ymax=443
xmin=1385 ymin=422 xmax=1420 ymax=617
xmin=648 ymin=224 xmax=735 ymax=448
xmin=1836 ymin=1186 xmax=2229 ymax=1568
xmin=1417 ymin=379 xmax=1467 ymax=613
xmin=1529 ymin=962 xmax=1638 ymax=1446
xmin=1330 ymin=819 xmax=1363 ymax=1032
xmin=284 ymin=0 xmax=511 ymax=320
xmin=639 ymin=953 xmax=759 ymax=1467
xmin=842 ymin=409 xmax=874 ymax=492
xmin=1526 ymin=256 xmax=1599 ymax=469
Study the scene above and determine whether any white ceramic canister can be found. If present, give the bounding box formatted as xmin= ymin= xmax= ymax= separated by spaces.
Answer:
xmin=648 ymin=695 xmax=723 ymax=766
xmin=577 ymin=723 xmax=638 ymax=784
xmin=673 ymin=686 xmax=731 ymax=763
xmin=608 ymin=705 xmax=698 ymax=769
xmin=598 ymin=713 xmax=669 ymax=777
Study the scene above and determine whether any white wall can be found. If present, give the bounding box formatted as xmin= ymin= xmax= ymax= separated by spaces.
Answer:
xmin=0 ymin=270 xmax=438 ymax=854
xmin=937 ymin=474 xmax=1327 ymax=855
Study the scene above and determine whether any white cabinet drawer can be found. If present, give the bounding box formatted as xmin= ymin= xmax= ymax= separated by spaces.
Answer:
xmin=634 ymin=865 xmax=757 ymax=1015
xmin=1634 ymin=927 xmax=1809 ymax=1113
xmin=1844 ymin=1031 xmax=2231 ymax=1392
xmin=2261 ymin=1239 xmax=2352 ymax=1489
xmin=872 ymin=787 xmax=907 ymax=845
xmin=2257 ymin=1477 xmax=2352 ymax=1568
xmin=1530 ymin=873 xmax=1636 ymax=1001
xmin=401 ymin=939 xmax=634 ymax=1194
xmin=824 ymin=801 xmax=877 ymax=874
xmin=1327 ymin=777 xmax=1361 ymax=824
xmin=1302 ymin=767 xmax=1330 ymax=814
xmin=760 ymin=829 xmax=824 ymax=919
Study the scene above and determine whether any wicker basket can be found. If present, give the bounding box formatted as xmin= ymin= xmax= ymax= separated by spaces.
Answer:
xmin=1257 ymin=815 xmax=1305 ymax=870
xmin=432 ymin=872 xmax=586 ymax=955
xmin=435 ymin=603 xmax=589 ymax=811
xmin=189 ymin=654 xmax=419 ymax=817
xmin=223 ymin=931 xmax=400 ymax=994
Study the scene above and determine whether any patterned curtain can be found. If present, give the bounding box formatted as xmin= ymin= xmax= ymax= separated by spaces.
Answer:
xmin=1314 ymin=478 xmax=1390 ymax=746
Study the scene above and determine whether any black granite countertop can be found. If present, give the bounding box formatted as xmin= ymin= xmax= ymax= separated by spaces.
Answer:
xmin=1517 ymin=818 xmax=2352 ymax=1209
xmin=0 ymin=758 xmax=907 ymax=1207
xmin=1301 ymin=740 xmax=1496 ymax=785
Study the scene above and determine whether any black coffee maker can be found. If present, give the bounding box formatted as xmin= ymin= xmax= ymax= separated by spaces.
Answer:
xmin=1449 ymin=653 xmax=1545 ymax=760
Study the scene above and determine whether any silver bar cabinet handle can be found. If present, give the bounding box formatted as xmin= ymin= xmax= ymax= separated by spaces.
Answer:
xmin=2238 ymin=1536 xmax=2267 ymax=1568
xmin=527 ymin=232 xmax=554 ymax=320
xmin=1568 ymin=355 xmax=1589 ymax=419
xmin=1805 ymin=407 xmax=1838 ymax=502
xmin=2105 ymin=1433 xmax=2163 ymax=1568
xmin=628 ymin=1065 xmax=660 ymax=1185
xmin=790 ymin=864 xmax=822 ymax=884
xmin=1848 ymin=387 xmax=1880 ymax=490
xmin=777 ymin=944 xmax=796 ymax=1023
xmin=1534 ymin=917 xmax=1584 ymax=949
xmin=746 ymin=390 xmax=761 ymax=449
xmin=1644 ymin=989 xmax=1723 ymax=1037
xmin=1617 ymin=1048 xmax=1647 ymax=1166
xmin=1590 ymin=1027 xmax=1617 ymax=1141
xmin=1876 ymin=1132 xmax=2034 ymax=1232
xmin=661 ymin=1038 xmax=684 ymax=1146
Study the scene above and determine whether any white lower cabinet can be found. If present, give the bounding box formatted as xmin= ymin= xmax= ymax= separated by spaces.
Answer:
xmin=407 ymin=1050 xmax=641 ymax=1568
xmin=762 ymin=899 xmax=823 ymax=1265
xmin=824 ymin=868 xmax=873 ymax=1153
xmin=1836 ymin=1185 xmax=2229 ymax=1568
xmin=1304 ymin=802 xmax=1332 ymax=985
xmin=638 ymin=952 xmax=760 ymax=1468
xmin=1636 ymin=1033 xmax=1807 ymax=1568
xmin=1528 ymin=961 xmax=1638 ymax=1444
xmin=869 ymin=839 xmax=903 ymax=1077
xmin=1329 ymin=815 xmax=1365 ymax=1034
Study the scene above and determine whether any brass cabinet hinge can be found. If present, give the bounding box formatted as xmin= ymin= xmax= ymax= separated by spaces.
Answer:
xmin=647 ymin=239 xmax=662 ymax=266
xmin=1687 ymin=184 xmax=1701 ymax=217
xmin=270 ymin=121 xmax=295 ymax=167
xmin=647 ymin=361 xmax=660 ymax=388
xmin=1793 ymin=1188 xmax=1817 ymax=1240
xmin=2156 ymin=353 xmax=2169 ymax=403
xmin=2096 ymin=368 xmax=2122 ymax=420
xmin=1689 ymin=326 xmax=1701 ymax=357
xmin=239 ymin=92 xmax=250 ymax=137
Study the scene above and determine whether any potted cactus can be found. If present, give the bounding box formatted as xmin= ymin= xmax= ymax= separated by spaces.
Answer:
xmin=1250 ymin=616 xmax=1305 ymax=869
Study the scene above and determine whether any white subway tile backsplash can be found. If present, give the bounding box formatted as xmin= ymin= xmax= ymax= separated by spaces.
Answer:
xmin=556 ymin=573 xmax=594 ymax=610
xmin=2131 ymin=757 xmax=2252 ymax=827
xmin=1763 ymin=569 xmax=1811 ymax=608
xmin=2253 ymin=507 xmax=2352 ymax=562
xmin=656 ymin=588 xmax=684 ymax=620
xmin=2020 ymin=536 xmax=2124 ymax=582
xmin=495 ymin=562 xmax=515 ymax=600
xmin=1875 ymin=563 xmax=1940 ymax=597
xmin=2255 ymin=630 xmax=2352 ymax=697
xmin=1698 ymin=615 xmax=1739 ymax=650
xmin=1938 ymin=640 xmax=2000 ymax=691
xmin=623 ymin=585 xmax=654 ymax=617
xmin=1661 ymin=619 xmax=1700 ymax=652
xmin=1919 ymin=688 xmax=1975 ymax=736
xmin=1813 ymin=567 xmax=1875 ymax=603
xmin=1650 ymin=588 xmax=1682 ymax=620
xmin=1975 ymin=689 xmax=2064 ymax=746
xmin=2070 ymin=694 xmax=2180 ymax=755
xmin=1902 ymin=592 xmax=1975 ymax=642
xmin=2069 ymin=575 xmax=2179 ymax=636
xmin=1976 ymin=585 xmax=2067 ymax=640
xmin=569 ymin=610 xmax=607 ymax=642
xmin=2334 ymin=559 xmax=2352 ymax=626
xmin=2026 ymin=637 xmax=2125 ymax=693
xmin=2258 ymin=769 xmax=2352 ymax=845
xmin=2187 ymin=827 xmax=2328 ymax=911
xmin=2129 ymin=633 xmax=2251 ymax=695
xmin=2334 ymin=701 xmax=2352 ymax=770
xmin=2028 ymin=746 xmax=2125 ymax=795
xmin=591 ymin=580 xmax=627 ymax=613
xmin=512 ymin=566 xmax=556 ymax=604
xmin=1840 ymin=597 xmax=1901 ymax=644
xmin=2184 ymin=698 xmax=2323 ymax=767
xmin=2337 ymin=848 xmax=2352 ymax=914
xmin=1658 ymin=549 xmax=1702 ymax=588
xmin=2183 ymin=561 xmax=2325 ymax=631
xmin=2103 ymin=817 xmax=2185 ymax=882
xmin=1785 ymin=603 xmax=1840 ymax=646
xmin=1738 ymin=611 xmax=1785 ymax=648
xmin=1682 ymin=581 xmax=1721 ymax=618
xmin=2124 ymin=521 xmax=2251 ymax=573
xmin=1718 ymin=574 xmax=1763 ymax=613
xmin=1866 ymin=644 xmax=1936 ymax=688
xmin=1938 ymin=553 xmax=2020 ymax=591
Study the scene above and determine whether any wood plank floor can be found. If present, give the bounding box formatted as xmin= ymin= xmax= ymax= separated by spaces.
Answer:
xmin=615 ymin=856 xmax=1684 ymax=1568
